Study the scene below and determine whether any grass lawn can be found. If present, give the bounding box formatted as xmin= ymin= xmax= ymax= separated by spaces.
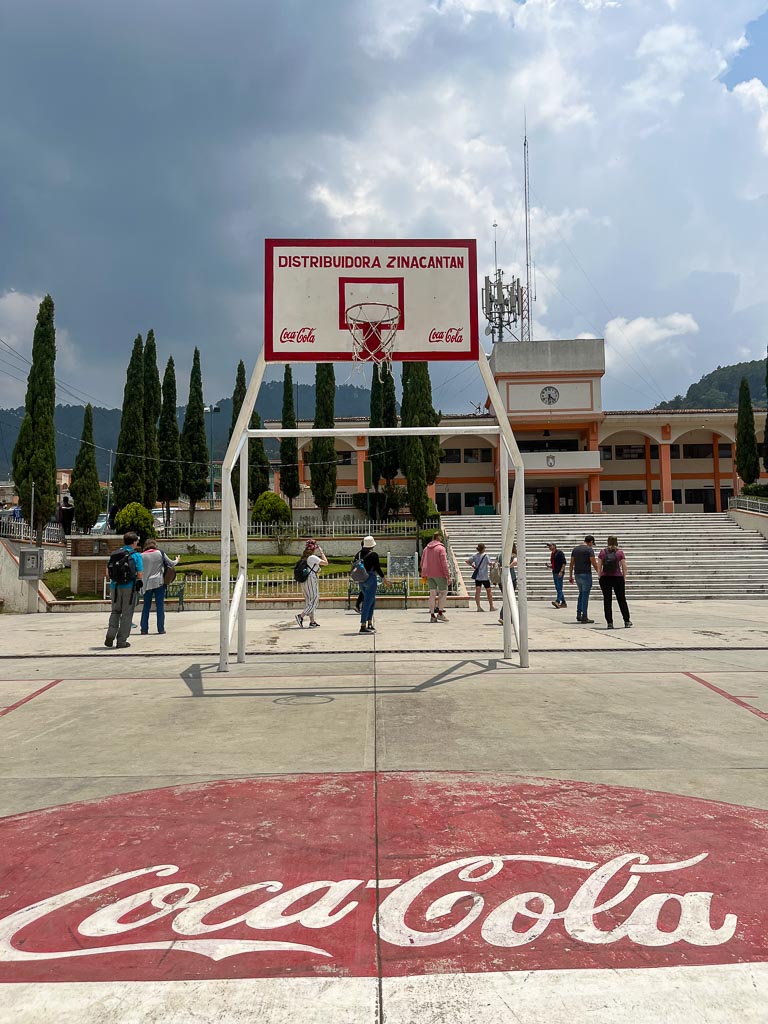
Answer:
xmin=43 ymin=568 xmax=101 ymax=600
xmin=176 ymin=553 xmax=370 ymax=578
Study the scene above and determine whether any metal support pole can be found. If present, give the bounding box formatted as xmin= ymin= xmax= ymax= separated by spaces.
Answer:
xmin=499 ymin=442 xmax=513 ymax=660
xmin=219 ymin=348 xmax=267 ymax=672
xmin=237 ymin=435 xmax=248 ymax=663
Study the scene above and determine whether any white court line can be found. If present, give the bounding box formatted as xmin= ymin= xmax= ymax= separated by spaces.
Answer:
xmin=2 ymin=962 xmax=766 ymax=1024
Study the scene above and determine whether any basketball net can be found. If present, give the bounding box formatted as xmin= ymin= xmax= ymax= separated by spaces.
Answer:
xmin=346 ymin=302 xmax=399 ymax=378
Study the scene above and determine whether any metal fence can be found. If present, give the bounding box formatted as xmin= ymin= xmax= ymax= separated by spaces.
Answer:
xmin=0 ymin=517 xmax=63 ymax=545
xmin=729 ymin=496 xmax=768 ymax=515
xmin=104 ymin=572 xmax=432 ymax=601
xmin=155 ymin=518 xmax=439 ymax=540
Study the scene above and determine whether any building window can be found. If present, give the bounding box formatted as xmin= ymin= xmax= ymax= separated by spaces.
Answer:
xmin=599 ymin=445 xmax=613 ymax=461
xmin=616 ymin=489 xmax=647 ymax=505
xmin=336 ymin=451 xmax=353 ymax=466
xmin=685 ymin=489 xmax=705 ymax=504
xmin=464 ymin=492 xmax=494 ymax=508
xmin=600 ymin=490 xmax=615 ymax=505
xmin=463 ymin=447 xmax=493 ymax=463
xmin=436 ymin=492 xmax=447 ymax=512
xmin=683 ymin=444 xmax=713 ymax=459
xmin=672 ymin=489 xmax=682 ymax=504
xmin=718 ymin=443 xmax=732 ymax=459
xmin=440 ymin=448 xmax=461 ymax=463
xmin=670 ymin=444 xmax=680 ymax=460
xmin=615 ymin=445 xmax=646 ymax=460
xmin=652 ymin=489 xmax=661 ymax=504
xmin=649 ymin=445 xmax=659 ymax=459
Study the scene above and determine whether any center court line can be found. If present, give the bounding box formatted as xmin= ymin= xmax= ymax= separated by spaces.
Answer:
xmin=683 ymin=672 xmax=768 ymax=723
xmin=0 ymin=679 xmax=63 ymax=718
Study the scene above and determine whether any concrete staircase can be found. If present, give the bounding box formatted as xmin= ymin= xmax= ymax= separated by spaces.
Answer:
xmin=442 ymin=513 xmax=768 ymax=601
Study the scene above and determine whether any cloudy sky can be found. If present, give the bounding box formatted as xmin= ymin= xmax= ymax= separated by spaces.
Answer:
xmin=1 ymin=0 xmax=767 ymax=416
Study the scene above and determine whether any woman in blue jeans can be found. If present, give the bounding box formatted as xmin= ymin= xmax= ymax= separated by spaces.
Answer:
xmin=356 ymin=535 xmax=387 ymax=634
xmin=140 ymin=538 xmax=178 ymax=635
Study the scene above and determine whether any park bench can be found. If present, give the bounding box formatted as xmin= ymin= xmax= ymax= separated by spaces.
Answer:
xmin=165 ymin=579 xmax=186 ymax=611
xmin=346 ymin=578 xmax=408 ymax=610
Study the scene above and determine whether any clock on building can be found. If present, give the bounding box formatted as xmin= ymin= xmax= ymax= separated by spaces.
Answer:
xmin=540 ymin=385 xmax=560 ymax=406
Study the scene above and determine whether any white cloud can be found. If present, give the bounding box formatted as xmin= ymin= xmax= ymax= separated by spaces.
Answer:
xmin=733 ymin=78 xmax=768 ymax=153
xmin=604 ymin=313 xmax=700 ymax=405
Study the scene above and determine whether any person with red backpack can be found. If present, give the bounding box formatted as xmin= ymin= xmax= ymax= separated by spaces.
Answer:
xmin=597 ymin=535 xmax=632 ymax=629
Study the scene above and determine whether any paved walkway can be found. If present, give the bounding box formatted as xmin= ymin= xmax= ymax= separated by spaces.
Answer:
xmin=0 ymin=602 xmax=766 ymax=1021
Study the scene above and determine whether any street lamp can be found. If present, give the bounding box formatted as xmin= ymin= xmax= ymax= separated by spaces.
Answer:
xmin=204 ymin=405 xmax=220 ymax=509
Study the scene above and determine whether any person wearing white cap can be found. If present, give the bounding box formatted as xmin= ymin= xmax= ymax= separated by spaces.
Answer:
xmin=355 ymin=535 xmax=387 ymax=633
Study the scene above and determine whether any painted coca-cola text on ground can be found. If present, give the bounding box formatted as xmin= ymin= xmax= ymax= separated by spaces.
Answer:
xmin=0 ymin=773 xmax=765 ymax=982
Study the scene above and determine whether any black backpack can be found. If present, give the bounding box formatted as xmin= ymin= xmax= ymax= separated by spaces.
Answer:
xmin=293 ymin=558 xmax=311 ymax=583
xmin=107 ymin=548 xmax=137 ymax=586
xmin=602 ymin=550 xmax=619 ymax=575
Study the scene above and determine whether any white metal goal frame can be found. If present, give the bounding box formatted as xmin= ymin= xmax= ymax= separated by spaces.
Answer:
xmin=218 ymin=346 xmax=528 ymax=670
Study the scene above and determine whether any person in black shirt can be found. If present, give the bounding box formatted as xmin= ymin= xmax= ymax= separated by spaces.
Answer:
xmin=547 ymin=542 xmax=567 ymax=608
xmin=569 ymin=534 xmax=599 ymax=623
xmin=357 ymin=535 xmax=387 ymax=633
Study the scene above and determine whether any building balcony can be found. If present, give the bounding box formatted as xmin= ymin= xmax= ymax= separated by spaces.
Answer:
xmin=521 ymin=450 xmax=601 ymax=474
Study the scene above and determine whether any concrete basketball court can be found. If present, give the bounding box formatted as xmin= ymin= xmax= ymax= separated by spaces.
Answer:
xmin=0 ymin=600 xmax=766 ymax=1022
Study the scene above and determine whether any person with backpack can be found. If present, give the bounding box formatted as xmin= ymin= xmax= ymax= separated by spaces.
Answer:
xmin=139 ymin=538 xmax=179 ymax=636
xmin=420 ymin=531 xmax=450 ymax=623
xmin=547 ymin=542 xmax=567 ymax=609
xmin=295 ymin=539 xmax=327 ymax=629
xmin=104 ymin=531 xmax=143 ymax=649
xmin=597 ymin=535 xmax=632 ymax=629
xmin=354 ymin=535 xmax=387 ymax=634
xmin=466 ymin=543 xmax=495 ymax=613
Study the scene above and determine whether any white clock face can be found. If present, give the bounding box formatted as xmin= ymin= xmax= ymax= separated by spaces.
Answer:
xmin=540 ymin=386 xmax=560 ymax=406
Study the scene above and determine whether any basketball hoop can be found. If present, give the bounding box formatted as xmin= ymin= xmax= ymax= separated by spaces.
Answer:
xmin=346 ymin=302 xmax=399 ymax=372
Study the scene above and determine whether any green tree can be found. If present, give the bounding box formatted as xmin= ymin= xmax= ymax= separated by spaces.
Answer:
xmin=368 ymin=367 xmax=384 ymax=490
xmin=229 ymin=360 xmax=247 ymax=501
xmin=251 ymin=490 xmax=292 ymax=524
xmin=249 ymin=410 xmax=271 ymax=500
xmin=157 ymin=357 xmax=182 ymax=526
xmin=403 ymin=435 xmax=429 ymax=526
xmin=402 ymin=362 xmax=441 ymax=484
xmin=11 ymin=294 xmax=58 ymax=543
xmin=68 ymin=404 xmax=101 ymax=532
xmin=736 ymin=376 xmax=760 ymax=485
xmin=280 ymin=365 xmax=300 ymax=507
xmin=308 ymin=363 xmax=337 ymax=522
xmin=143 ymin=329 xmax=162 ymax=510
xmin=381 ymin=365 xmax=399 ymax=485
xmin=112 ymin=335 xmax=146 ymax=510
xmin=115 ymin=502 xmax=155 ymax=542
xmin=180 ymin=348 xmax=209 ymax=525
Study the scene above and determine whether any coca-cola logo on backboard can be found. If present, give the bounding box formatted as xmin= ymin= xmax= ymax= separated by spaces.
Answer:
xmin=279 ymin=327 xmax=316 ymax=345
xmin=429 ymin=327 xmax=464 ymax=344
xmin=0 ymin=774 xmax=765 ymax=982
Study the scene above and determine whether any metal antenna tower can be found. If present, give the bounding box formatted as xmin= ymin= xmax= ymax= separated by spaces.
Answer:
xmin=521 ymin=128 xmax=533 ymax=343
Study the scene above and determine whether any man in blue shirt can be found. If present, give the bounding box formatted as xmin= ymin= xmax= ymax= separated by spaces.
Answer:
xmin=104 ymin=532 xmax=144 ymax=649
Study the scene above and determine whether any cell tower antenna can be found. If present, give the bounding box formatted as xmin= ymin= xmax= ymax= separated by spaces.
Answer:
xmin=522 ymin=124 xmax=533 ymax=343
xmin=493 ymin=220 xmax=498 ymax=274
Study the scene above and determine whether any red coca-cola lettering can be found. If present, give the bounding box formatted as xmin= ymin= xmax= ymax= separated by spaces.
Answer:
xmin=279 ymin=327 xmax=316 ymax=344
xmin=429 ymin=327 xmax=463 ymax=344
xmin=0 ymin=775 xmax=765 ymax=983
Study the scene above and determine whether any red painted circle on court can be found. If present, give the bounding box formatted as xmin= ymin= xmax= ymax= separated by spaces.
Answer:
xmin=0 ymin=773 xmax=766 ymax=982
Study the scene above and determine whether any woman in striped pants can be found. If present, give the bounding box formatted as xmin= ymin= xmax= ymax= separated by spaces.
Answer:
xmin=296 ymin=540 xmax=328 ymax=629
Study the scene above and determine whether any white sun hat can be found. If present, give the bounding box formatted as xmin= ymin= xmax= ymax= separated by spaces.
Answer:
xmin=363 ymin=535 xmax=376 ymax=548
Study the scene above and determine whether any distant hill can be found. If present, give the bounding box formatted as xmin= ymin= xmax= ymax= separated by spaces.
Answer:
xmin=656 ymin=356 xmax=767 ymax=410
xmin=0 ymin=381 xmax=372 ymax=480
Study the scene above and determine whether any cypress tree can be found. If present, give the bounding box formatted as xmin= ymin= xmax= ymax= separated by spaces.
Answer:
xmin=736 ymin=376 xmax=760 ymax=485
xmin=404 ymin=435 xmax=429 ymax=525
xmin=412 ymin=362 xmax=442 ymax=485
xmin=157 ymin=357 xmax=182 ymax=525
xmin=11 ymin=294 xmax=58 ymax=542
xmin=111 ymin=335 xmax=146 ymax=511
xmin=69 ymin=404 xmax=101 ymax=532
xmin=399 ymin=363 xmax=413 ymax=480
xmin=143 ymin=329 xmax=162 ymax=510
xmin=280 ymin=365 xmax=300 ymax=508
xmin=180 ymin=348 xmax=209 ymax=525
xmin=381 ymin=365 xmax=399 ymax=485
xmin=308 ymin=363 xmax=337 ymax=522
xmin=368 ymin=368 xmax=384 ymax=490
xmin=229 ymin=360 xmax=247 ymax=501
xmin=249 ymin=410 xmax=271 ymax=500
